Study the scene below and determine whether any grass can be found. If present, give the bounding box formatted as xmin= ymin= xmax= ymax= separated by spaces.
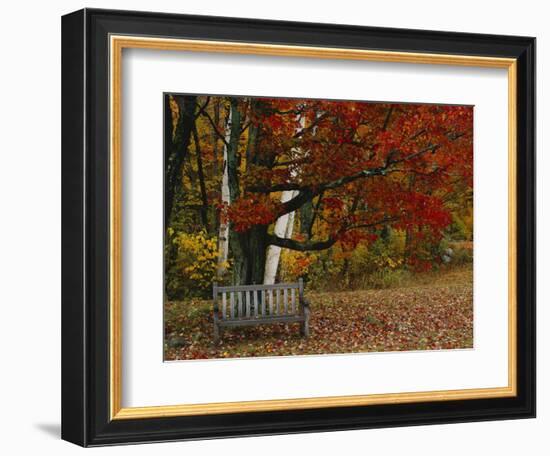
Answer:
xmin=164 ymin=265 xmax=473 ymax=360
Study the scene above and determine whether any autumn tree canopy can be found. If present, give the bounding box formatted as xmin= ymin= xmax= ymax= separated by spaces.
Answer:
xmin=165 ymin=95 xmax=473 ymax=289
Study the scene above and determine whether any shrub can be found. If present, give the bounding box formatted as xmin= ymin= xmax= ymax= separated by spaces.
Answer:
xmin=361 ymin=268 xmax=413 ymax=289
xmin=447 ymin=211 xmax=473 ymax=241
xmin=349 ymin=232 xmax=405 ymax=278
xmin=165 ymin=229 xmax=226 ymax=299
xmin=289 ymin=229 xmax=409 ymax=292
xmin=451 ymin=246 xmax=474 ymax=265
xmin=279 ymin=250 xmax=319 ymax=282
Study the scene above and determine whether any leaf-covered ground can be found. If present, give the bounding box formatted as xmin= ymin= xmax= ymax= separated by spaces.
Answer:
xmin=164 ymin=267 xmax=473 ymax=360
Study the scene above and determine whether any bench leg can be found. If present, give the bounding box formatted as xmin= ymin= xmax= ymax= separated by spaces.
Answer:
xmin=213 ymin=320 xmax=220 ymax=343
xmin=301 ymin=307 xmax=310 ymax=337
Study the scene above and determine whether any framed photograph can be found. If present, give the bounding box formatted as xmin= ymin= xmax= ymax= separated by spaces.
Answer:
xmin=61 ymin=8 xmax=535 ymax=446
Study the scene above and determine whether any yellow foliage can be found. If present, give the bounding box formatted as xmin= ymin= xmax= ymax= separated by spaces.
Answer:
xmin=172 ymin=230 xmax=224 ymax=291
xmin=280 ymin=250 xmax=318 ymax=281
xmin=169 ymin=95 xmax=179 ymax=139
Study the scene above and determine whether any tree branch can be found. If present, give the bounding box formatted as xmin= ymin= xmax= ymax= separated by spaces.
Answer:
xmin=308 ymin=191 xmax=324 ymax=239
xmin=270 ymin=157 xmax=312 ymax=169
xmin=193 ymin=97 xmax=210 ymax=119
xmin=382 ymin=106 xmax=394 ymax=130
xmin=249 ymin=140 xmax=444 ymax=216
xmin=199 ymin=108 xmax=229 ymax=146
xmin=267 ymin=215 xmax=400 ymax=251
xmin=348 ymin=216 xmax=401 ymax=230
xmin=293 ymin=112 xmax=330 ymax=138
xmin=191 ymin=124 xmax=210 ymax=231
xmin=246 ymin=182 xmax=305 ymax=193
xmin=240 ymin=121 xmax=251 ymax=134
xmin=277 ymin=143 xmax=440 ymax=216
xmin=267 ymin=234 xmax=338 ymax=251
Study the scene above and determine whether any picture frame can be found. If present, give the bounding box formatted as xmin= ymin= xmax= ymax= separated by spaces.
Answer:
xmin=61 ymin=8 xmax=535 ymax=447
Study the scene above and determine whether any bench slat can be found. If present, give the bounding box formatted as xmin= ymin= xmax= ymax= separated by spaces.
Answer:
xmin=237 ymin=292 xmax=243 ymax=318
xmin=216 ymin=283 xmax=304 ymax=321
xmin=216 ymin=282 xmax=300 ymax=293
xmin=221 ymin=293 xmax=227 ymax=319
xmin=218 ymin=315 xmax=305 ymax=327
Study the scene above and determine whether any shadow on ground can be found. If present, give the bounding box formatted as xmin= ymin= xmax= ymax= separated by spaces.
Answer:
xmin=34 ymin=423 xmax=60 ymax=439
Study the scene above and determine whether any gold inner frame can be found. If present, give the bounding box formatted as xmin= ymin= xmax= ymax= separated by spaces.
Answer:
xmin=109 ymin=35 xmax=517 ymax=420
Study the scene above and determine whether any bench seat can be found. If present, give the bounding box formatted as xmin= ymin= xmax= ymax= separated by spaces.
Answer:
xmin=212 ymin=279 xmax=310 ymax=342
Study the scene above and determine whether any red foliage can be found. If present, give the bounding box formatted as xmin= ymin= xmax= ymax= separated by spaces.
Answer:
xmin=226 ymin=98 xmax=472 ymax=254
xmin=338 ymin=230 xmax=377 ymax=250
xmin=227 ymin=196 xmax=277 ymax=232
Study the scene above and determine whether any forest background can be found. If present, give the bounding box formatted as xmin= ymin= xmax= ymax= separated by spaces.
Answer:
xmin=164 ymin=95 xmax=474 ymax=359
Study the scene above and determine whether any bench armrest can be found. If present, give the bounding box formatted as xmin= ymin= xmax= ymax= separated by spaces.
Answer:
xmin=301 ymin=297 xmax=311 ymax=307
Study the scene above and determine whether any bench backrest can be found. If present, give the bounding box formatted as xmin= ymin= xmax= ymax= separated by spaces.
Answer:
xmin=213 ymin=279 xmax=304 ymax=320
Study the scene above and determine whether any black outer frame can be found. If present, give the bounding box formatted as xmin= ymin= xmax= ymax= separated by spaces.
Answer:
xmin=61 ymin=8 xmax=536 ymax=447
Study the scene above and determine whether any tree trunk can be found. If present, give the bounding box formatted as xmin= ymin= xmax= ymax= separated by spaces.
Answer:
xmin=232 ymin=225 xmax=269 ymax=285
xmin=226 ymin=99 xmax=241 ymax=203
xmin=165 ymin=95 xmax=196 ymax=229
xmin=212 ymin=99 xmax=220 ymax=178
xmin=246 ymin=99 xmax=259 ymax=165
xmin=192 ymin=125 xmax=209 ymax=232
xmin=342 ymin=257 xmax=350 ymax=285
xmin=300 ymin=200 xmax=313 ymax=235
xmin=263 ymin=190 xmax=298 ymax=284
xmin=225 ymin=99 xmax=246 ymax=285
xmin=164 ymin=95 xmax=173 ymax=230
xmin=263 ymin=115 xmax=305 ymax=284
xmin=216 ymin=107 xmax=232 ymax=278
xmin=404 ymin=174 xmax=417 ymax=261
xmin=307 ymin=192 xmax=324 ymax=239
xmin=227 ymin=97 xmax=268 ymax=285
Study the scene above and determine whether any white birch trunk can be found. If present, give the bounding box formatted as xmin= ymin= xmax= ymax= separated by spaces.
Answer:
xmin=263 ymin=115 xmax=305 ymax=284
xmin=217 ymin=109 xmax=232 ymax=277
xmin=284 ymin=205 xmax=297 ymax=239
xmin=263 ymin=189 xmax=298 ymax=284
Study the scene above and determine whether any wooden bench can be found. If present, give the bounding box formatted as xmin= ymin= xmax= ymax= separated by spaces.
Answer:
xmin=212 ymin=279 xmax=310 ymax=343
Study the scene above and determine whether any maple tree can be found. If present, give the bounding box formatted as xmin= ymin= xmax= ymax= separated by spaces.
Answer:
xmin=165 ymin=95 xmax=473 ymax=287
